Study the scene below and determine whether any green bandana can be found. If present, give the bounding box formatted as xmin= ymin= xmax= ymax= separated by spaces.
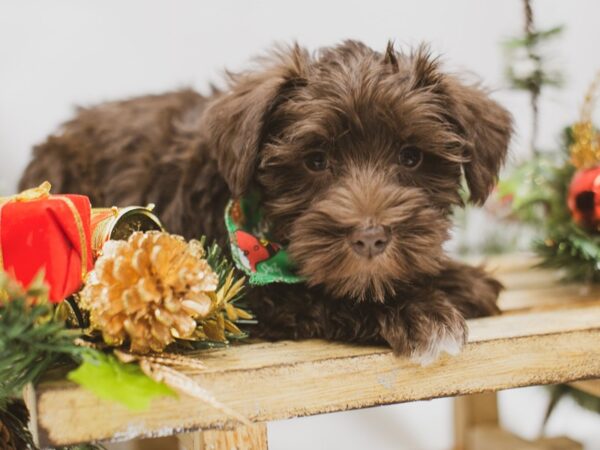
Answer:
xmin=225 ymin=192 xmax=305 ymax=285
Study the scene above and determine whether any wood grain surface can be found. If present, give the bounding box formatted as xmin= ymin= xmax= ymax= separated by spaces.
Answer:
xmin=28 ymin=255 xmax=600 ymax=447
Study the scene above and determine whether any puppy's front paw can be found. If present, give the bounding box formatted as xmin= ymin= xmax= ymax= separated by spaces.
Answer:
xmin=409 ymin=316 xmax=467 ymax=366
xmin=378 ymin=294 xmax=468 ymax=364
xmin=403 ymin=291 xmax=469 ymax=366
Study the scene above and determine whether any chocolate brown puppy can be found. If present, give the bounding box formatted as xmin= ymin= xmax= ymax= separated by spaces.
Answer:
xmin=20 ymin=41 xmax=511 ymax=363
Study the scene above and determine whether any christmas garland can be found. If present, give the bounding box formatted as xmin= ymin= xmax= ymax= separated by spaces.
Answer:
xmin=0 ymin=273 xmax=104 ymax=449
xmin=0 ymin=187 xmax=253 ymax=449
xmin=499 ymin=72 xmax=600 ymax=282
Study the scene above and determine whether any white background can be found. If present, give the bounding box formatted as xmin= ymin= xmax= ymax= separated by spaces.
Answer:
xmin=3 ymin=0 xmax=600 ymax=196
xmin=2 ymin=1 xmax=600 ymax=448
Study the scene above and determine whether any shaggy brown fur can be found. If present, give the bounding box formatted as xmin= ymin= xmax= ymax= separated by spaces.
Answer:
xmin=20 ymin=41 xmax=511 ymax=363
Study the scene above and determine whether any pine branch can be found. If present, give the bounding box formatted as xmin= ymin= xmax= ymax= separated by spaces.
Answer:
xmin=200 ymin=237 xmax=247 ymax=306
xmin=0 ymin=273 xmax=98 ymax=449
xmin=0 ymin=273 xmax=87 ymax=408
xmin=0 ymin=399 xmax=35 ymax=449
xmin=201 ymin=237 xmax=236 ymax=288
xmin=499 ymin=125 xmax=600 ymax=283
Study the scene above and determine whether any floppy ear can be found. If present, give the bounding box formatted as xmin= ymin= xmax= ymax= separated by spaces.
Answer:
xmin=445 ymin=78 xmax=513 ymax=205
xmin=407 ymin=46 xmax=513 ymax=205
xmin=200 ymin=45 xmax=309 ymax=197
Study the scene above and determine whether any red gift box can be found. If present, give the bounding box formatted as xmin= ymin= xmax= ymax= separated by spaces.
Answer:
xmin=0 ymin=183 xmax=93 ymax=302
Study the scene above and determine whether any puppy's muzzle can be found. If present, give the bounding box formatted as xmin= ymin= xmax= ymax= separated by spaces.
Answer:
xmin=349 ymin=225 xmax=391 ymax=258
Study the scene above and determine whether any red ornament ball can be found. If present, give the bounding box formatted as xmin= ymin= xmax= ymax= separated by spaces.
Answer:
xmin=568 ymin=166 xmax=600 ymax=229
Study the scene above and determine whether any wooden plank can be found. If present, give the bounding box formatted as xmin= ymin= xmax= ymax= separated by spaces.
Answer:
xmin=498 ymin=285 xmax=600 ymax=313
xmin=495 ymin=269 xmax=563 ymax=292
xmin=468 ymin=302 xmax=600 ymax=342
xmin=177 ymin=424 xmax=268 ymax=450
xmin=535 ymin=436 xmax=583 ymax=450
xmin=453 ymin=392 xmax=583 ymax=450
xmin=32 ymin=322 xmax=600 ymax=446
xmin=464 ymin=254 xmax=600 ymax=313
xmin=466 ymin=426 xmax=582 ymax=450
xmin=569 ymin=379 xmax=600 ymax=397
xmin=468 ymin=425 xmax=542 ymax=450
xmin=176 ymin=432 xmax=200 ymax=450
xmin=29 ymin=257 xmax=600 ymax=446
xmin=463 ymin=253 xmax=541 ymax=275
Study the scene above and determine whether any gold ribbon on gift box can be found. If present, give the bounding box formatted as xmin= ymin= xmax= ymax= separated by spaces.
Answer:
xmin=0 ymin=181 xmax=51 ymax=204
xmin=0 ymin=181 xmax=89 ymax=283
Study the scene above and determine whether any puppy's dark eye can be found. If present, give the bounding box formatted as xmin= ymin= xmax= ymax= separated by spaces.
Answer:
xmin=305 ymin=152 xmax=329 ymax=172
xmin=398 ymin=146 xmax=423 ymax=169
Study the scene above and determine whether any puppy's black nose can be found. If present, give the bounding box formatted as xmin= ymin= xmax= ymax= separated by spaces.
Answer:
xmin=349 ymin=225 xmax=390 ymax=258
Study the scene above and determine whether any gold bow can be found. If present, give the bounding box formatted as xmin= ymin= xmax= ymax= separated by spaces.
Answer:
xmin=0 ymin=181 xmax=51 ymax=206
xmin=0 ymin=181 xmax=89 ymax=287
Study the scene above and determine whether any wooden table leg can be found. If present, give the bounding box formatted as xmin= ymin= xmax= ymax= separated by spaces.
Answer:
xmin=454 ymin=392 xmax=499 ymax=450
xmin=177 ymin=424 xmax=268 ymax=450
xmin=454 ymin=392 xmax=581 ymax=450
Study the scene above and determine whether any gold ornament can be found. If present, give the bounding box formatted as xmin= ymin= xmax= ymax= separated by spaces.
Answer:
xmin=570 ymin=121 xmax=600 ymax=169
xmin=91 ymin=204 xmax=163 ymax=258
xmin=80 ymin=231 xmax=219 ymax=353
xmin=571 ymin=72 xmax=600 ymax=168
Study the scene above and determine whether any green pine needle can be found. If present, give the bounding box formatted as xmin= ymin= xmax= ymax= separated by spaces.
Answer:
xmin=498 ymin=126 xmax=600 ymax=282
xmin=0 ymin=399 xmax=35 ymax=449
xmin=0 ymin=273 xmax=87 ymax=408
xmin=0 ymin=273 xmax=94 ymax=449
xmin=201 ymin=237 xmax=236 ymax=288
xmin=503 ymin=24 xmax=565 ymax=93
xmin=200 ymin=236 xmax=246 ymax=305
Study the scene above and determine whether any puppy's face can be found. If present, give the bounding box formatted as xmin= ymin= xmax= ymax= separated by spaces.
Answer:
xmin=202 ymin=41 xmax=512 ymax=301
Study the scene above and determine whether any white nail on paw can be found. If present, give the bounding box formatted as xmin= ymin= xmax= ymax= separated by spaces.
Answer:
xmin=410 ymin=326 xmax=465 ymax=366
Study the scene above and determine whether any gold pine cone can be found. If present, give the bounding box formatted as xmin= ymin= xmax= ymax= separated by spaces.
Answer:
xmin=80 ymin=231 xmax=219 ymax=353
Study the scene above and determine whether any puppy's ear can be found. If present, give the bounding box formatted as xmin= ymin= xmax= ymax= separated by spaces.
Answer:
xmin=201 ymin=45 xmax=308 ymax=196
xmin=445 ymin=78 xmax=513 ymax=205
xmin=408 ymin=47 xmax=513 ymax=205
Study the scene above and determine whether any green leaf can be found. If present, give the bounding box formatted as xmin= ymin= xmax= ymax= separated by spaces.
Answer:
xmin=68 ymin=351 xmax=177 ymax=411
